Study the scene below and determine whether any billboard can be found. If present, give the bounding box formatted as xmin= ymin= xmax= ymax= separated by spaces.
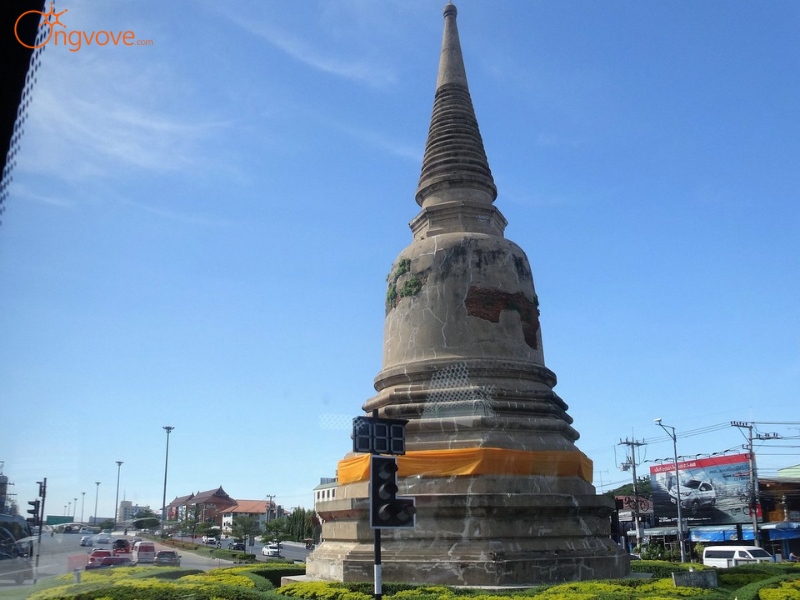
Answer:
xmin=650 ymin=453 xmax=761 ymax=526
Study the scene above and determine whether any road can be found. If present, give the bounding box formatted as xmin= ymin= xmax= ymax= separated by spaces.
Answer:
xmin=0 ymin=531 xmax=238 ymax=596
xmin=173 ymin=536 xmax=311 ymax=562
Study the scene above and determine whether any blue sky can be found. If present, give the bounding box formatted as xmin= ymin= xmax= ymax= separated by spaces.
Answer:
xmin=1 ymin=1 xmax=799 ymax=521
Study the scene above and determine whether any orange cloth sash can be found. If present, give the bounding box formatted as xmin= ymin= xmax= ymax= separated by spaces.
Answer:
xmin=337 ymin=448 xmax=593 ymax=484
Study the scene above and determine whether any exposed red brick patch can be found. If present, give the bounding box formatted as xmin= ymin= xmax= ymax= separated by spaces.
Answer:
xmin=465 ymin=286 xmax=540 ymax=349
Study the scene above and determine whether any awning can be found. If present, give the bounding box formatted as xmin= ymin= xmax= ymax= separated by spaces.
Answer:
xmin=760 ymin=522 xmax=800 ymax=530
xmin=689 ymin=525 xmax=754 ymax=542
xmin=761 ymin=522 xmax=800 ymax=540
xmin=641 ymin=525 xmax=755 ymax=541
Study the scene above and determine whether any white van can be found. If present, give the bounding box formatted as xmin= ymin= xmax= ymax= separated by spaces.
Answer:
xmin=132 ymin=541 xmax=156 ymax=564
xmin=702 ymin=545 xmax=773 ymax=568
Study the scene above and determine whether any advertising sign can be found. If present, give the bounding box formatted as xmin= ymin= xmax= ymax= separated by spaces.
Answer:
xmin=650 ymin=453 xmax=760 ymax=526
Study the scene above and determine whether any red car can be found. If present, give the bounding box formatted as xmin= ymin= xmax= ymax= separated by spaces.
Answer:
xmin=85 ymin=556 xmax=132 ymax=570
xmin=87 ymin=549 xmax=112 ymax=566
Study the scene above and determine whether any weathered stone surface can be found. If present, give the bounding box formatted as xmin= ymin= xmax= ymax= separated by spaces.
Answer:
xmin=309 ymin=477 xmax=628 ymax=585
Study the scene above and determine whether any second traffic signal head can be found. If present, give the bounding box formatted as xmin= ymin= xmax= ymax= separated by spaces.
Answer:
xmin=26 ymin=499 xmax=40 ymax=527
xmin=369 ymin=455 xmax=416 ymax=529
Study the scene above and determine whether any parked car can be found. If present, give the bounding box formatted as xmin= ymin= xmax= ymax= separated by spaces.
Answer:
xmin=0 ymin=552 xmax=33 ymax=584
xmin=669 ymin=479 xmax=716 ymax=513
xmin=132 ymin=541 xmax=156 ymax=564
xmin=79 ymin=535 xmax=93 ymax=547
xmin=703 ymin=545 xmax=773 ymax=568
xmin=85 ymin=556 xmax=133 ymax=570
xmin=87 ymin=549 xmax=113 ymax=566
xmin=112 ymin=539 xmax=131 ymax=555
xmin=153 ymin=550 xmax=181 ymax=567
xmin=262 ymin=544 xmax=281 ymax=557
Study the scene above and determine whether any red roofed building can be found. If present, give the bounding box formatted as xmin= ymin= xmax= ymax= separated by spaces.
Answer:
xmin=187 ymin=487 xmax=237 ymax=527
xmin=221 ymin=499 xmax=284 ymax=534
xmin=166 ymin=493 xmax=194 ymax=522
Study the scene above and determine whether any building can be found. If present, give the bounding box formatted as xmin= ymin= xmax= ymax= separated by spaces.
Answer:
xmin=118 ymin=501 xmax=152 ymax=522
xmin=307 ymin=3 xmax=627 ymax=585
xmin=313 ymin=478 xmax=337 ymax=507
xmin=167 ymin=487 xmax=237 ymax=528
xmin=166 ymin=493 xmax=194 ymax=522
xmin=220 ymin=499 xmax=283 ymax=535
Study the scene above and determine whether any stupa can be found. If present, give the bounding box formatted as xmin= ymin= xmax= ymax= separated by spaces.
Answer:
xmin=307 ymin=3 xmax=629 ymax=585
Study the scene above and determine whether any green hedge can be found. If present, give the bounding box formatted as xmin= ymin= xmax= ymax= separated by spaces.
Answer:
xmin=248 ymin=563 xmax=307 ymax=587
xmin=731 ymin=572 xmax=800 ymax=600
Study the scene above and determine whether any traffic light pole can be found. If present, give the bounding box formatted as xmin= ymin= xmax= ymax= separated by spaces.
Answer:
xmin=374 ymin=527 xmax=382 ymax=600
xmin=33 ymin=478 xmax=46 ymax=584
xmin=355 ymin=411 xmax=414 ymax=600
xmin=372 ymin=409 xmax=383 ymax=600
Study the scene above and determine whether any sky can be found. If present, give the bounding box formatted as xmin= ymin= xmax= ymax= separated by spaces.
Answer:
xmin=1 ymin=1 xmax=799 ymax=523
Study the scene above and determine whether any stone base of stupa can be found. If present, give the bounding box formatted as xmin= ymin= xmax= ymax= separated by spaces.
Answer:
xmin=306 ymin=476 xmax=630 ymax=586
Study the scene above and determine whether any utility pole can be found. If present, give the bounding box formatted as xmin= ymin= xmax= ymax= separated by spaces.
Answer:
xmin=655 ymin=419 xmax=686 ymax=562
xmin=161 ymin=425 xmax=175 ymax=533
xmin=114 ymin=461 xmax=123 ymax=531
xmin=265 ymin=494 xmax=275 ymax=525
xmin=732 ymin=421 xmax=780 ymax=548
xmin=618 ymin=437 xmax=647 ymax=550
xmin=93 ymin=482 xmax=100 ymax=526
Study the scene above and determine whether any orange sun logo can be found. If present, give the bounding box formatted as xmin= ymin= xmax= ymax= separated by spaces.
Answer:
xmin=15 ymin=1 xmax=69 ymax=49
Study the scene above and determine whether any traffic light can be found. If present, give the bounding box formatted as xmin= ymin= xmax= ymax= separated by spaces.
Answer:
xmin=369 ymin=455 xmax=416 ymax=529
xmin=26 ymin=499 xmax=40 ymax=527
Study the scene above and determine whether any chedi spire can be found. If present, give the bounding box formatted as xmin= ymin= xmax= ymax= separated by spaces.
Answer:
xmin=416 ymin=3 xmax=497 ymax=209
xmin=306 ymin=4 xmax=629 ymax=586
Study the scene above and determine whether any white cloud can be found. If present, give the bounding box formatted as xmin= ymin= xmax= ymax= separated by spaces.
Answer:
xmin=17 ymin=50 xmax=227 ymax=184
xmin=217 ymin=7 xmax=398 ymax=89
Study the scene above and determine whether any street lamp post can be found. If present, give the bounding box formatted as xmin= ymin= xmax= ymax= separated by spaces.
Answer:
xmin=73 ymin=497 xmax=77 ymax=520
xmin=655 ymin=418 xmax=687 ymax=563
xmin=81 ymin=492 xmax=86 ymax=523
xmin=94 ymin=482 xmax=100 ymax=526
xmin=114 ymin=461 xmax=123 ymax=531
xmin=161 ymin=426 xmax=175 ymax=533
xmin=68 ymin=501 xmax=71 ymax=519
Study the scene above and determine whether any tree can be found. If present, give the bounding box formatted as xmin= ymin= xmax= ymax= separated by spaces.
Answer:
xmin=260 ymin=517 xmax=290 ymax=544
xmin=133 ymin=509 xmax=159 ymax=520
xmin=607 ymin=476 xmax=652 ymax=499
xmin=283 ymin=508 xmax=317 ymax=541
xmin=196 ymin=521 xmax=218 ymax=538
xmin=179 ymin=505 xmax=202 ymax=538
xmin=230 ymin=516 xmax=262 ymax=547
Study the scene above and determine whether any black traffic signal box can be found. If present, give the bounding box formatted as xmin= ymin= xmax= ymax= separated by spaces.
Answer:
xmin=369 ymin=455 xmax=416 ymax=529
xmin=26 ymin=499 xmax=40 ymax=527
